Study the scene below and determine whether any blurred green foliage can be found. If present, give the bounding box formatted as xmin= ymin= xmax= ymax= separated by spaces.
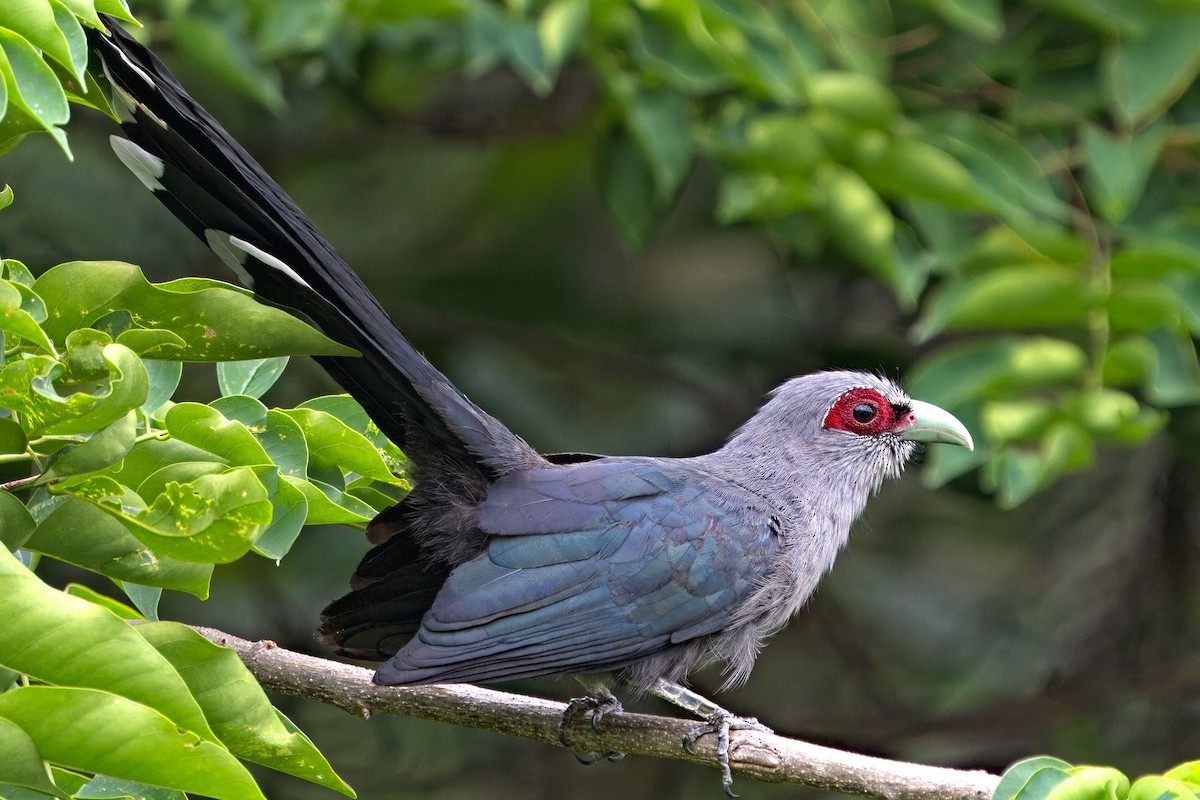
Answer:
xmin=40 ymin=0 xmax=1193 ymax=509
xmin=3 ymin=0 xmax=1200 ymax=799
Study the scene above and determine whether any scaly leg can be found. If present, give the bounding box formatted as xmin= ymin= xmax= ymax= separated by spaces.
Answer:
xmin=649 ymin=678 xmax=772 ymax=798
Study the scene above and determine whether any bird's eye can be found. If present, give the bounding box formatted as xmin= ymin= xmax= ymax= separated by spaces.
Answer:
xmin=852 ymin=403 xmax=877 ymax=424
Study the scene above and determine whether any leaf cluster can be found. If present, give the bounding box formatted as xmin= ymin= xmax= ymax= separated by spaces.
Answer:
xmin=997 ymin=757 xmax=1200 ymax=800
xmin=0 ymin=259 xmax=411 ymax=799
xmin=0 ymin=0 xmax=132 ymax=157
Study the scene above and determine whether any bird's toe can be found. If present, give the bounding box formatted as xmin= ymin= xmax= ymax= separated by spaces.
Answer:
xmin=558 ymin=692 xmax=626 ymax=763
xmin=681 ymin=710 xmax=770 ymax=797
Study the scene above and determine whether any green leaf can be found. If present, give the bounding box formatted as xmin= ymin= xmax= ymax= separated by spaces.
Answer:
xmin=23 ymin=494 xmax=213 ymax=597
xmin=922 ymin=0 xmax=1004 ymax=39
xmin=91 ymin=0 xmax=136 ymax=24
xmin=284 ymin=475 xmax=372 ymax=525
xmin=298 ymin=395 xmax=409 ymax=478
xmin=600 ymin=132 xmax=663 ymax=248
xmin=346 ymin=482 xmax=403 ymax=515
xmin=111 ymin=436 xmax=227 ymax=490
xmin=75 ymin=776 xmax=185 ymax=800
xmin=1128 ymin=775 xmax=1198 ymax=800
xmin=1104 ymin=10 xmax=1200 ymax=126
xmin=689 ymin=0 xmax=807 ymax=101
xmin=0 ymin=490 xmax=35 ymax=549
xmin=0 ymin=184 xmax=12 ymax=211
xmin=0 ymin=417 xmax=27 ymax=455
xmin=623 ymin=84 xmax=694 ymax=203
xmin=1104 ymin=334 xmax=1157 ymax=387
xmin=908 ymin=337 xmax=1089 ymax=409
xmin=814 ymin=163 xmax=907 ymax=302
xmin=1145 ymin=326 xmax=1200 ymax=406
xmin=853 ymin=134 xmax=988 ymax=210
xmin=0 ymin=687 xmax=265 ymax=800
xmin=628 ymin=10 xmax=730 ymax=94
xmin=538 ymin=0 xmax=587 ymax=78
xmin=913 ymin=264 xmax=1091 ymax=342
xmin=731 ymin=113 xmax=826 ymax=174
xmin=252 ymin=474 xmax=307 ymax=559
xmin=171 ymin=14 xmax=282 ymax=110
xmin=258 ymin=409 xmax=308 ymax=478
xmin=48 ymin=0 xmax=89 ymax=81
xmin=279 ymin=407 xmax=401 ymax=484
xmin=462 ymin=0 xmax=507 ymax=77
xmin=2 ymin=260 xmax=34 ymax=286
xmin=1081 ymin=120 xmax=1169 ymax=222
xmin=925 ymin=113 xmax=1071 ymax=223
xmin=1164 ymin=761 xmax=1200 ymax=783
xmin=0 ymin=546 xmax=216 ymax=738
xmin=982 ymin=399 xmax=1057 ymax=444
xmin=210 ymin=394 xmax=269 ymax=428
xmin=0 ymin=343 xmax=148 ymax=436
xmin=0 ymin=278 xmax=56 ymax=355
xmin=54 ymin=0 xmax=103 ymax=28
xmin=255 ymin=0 xmax=340 ymax=59
xmin=986 ymin=423 xmax=1093 ymax=508
xmin=505 ymin=17 xmax=551 ymax=95
xmin=0 ymin=717 xmax=65 ymax=798
xmin=0 ymin=25 xmax=70 ymax=126
xmin=115 ymin=328 xmax=187 ymax=358
xmin=137 ymin=623 xmax=355 ymax=797
xmin=918 ymin=421 xmax=990 ymax=488
xmin=142 ymin=359 xmax=182 ymax=415
xmin=63 ymin=583 xmax=144 ymax=620
xmin=216 ymin=357 xmax=288 ymax=399
xmin=65 ymin=468 xmax=273 ymax=564
xmin=1107 ymin=280 xmax=1180 ymax=332
xmin=716 ymin=170 xmax=816 ymax=223
xmin=119 ymin=581 xmax=161 ymax=621
xmin=994 ymin=757 xmax=1075 ymax=800
xmin=807 ymin=72 xmax=898 ymax=128
xmin=1067 ymin=389 xmax=1164 ymax=442
xmin=164 ymin=403 xmax=272 ymax=466
xmin=40 ymin=410 xmax=137 ymax=482
xmin=1110 ymin=243 xmax=1200 ymax=280
xmin=31 ymin=262 xmax=356 ymax=361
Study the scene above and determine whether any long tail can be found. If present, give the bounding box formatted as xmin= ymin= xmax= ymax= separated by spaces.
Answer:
xmin=86 ymin=19 xmax=534 ymax=478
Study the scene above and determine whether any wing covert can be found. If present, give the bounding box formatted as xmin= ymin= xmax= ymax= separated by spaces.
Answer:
xmin=375 ymin=458 xmax=781 ymax=685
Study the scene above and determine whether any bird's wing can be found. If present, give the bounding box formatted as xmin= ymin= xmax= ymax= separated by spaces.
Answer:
xmin=87 ymin=19 xmax=534 ymax=475
xmin=375 ymin=460 xmax=781 ymax=685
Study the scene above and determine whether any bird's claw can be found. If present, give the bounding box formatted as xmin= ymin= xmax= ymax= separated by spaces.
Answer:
xmin=682 ymin=711 xmax=773 ymax=798
xmin=558 ymin=693 xmax=625 ymax=765
xmin=572 ymin=749 xmax=627 ymax=765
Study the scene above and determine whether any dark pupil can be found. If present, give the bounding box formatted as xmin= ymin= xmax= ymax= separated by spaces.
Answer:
xmin=852 ymin=403 xmax=876 ymax=423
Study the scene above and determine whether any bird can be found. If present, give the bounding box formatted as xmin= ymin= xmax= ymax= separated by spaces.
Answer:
xmin=88 ymin=17 xmax=973 ymax=795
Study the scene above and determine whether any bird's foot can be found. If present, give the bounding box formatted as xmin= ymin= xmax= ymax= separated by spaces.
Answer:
xmin=682 ymin=711 xmax=773 ymax=798
xmin=558 ymin=692 xmax=626 ymax=764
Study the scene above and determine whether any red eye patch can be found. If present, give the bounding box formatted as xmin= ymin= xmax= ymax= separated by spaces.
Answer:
xmin=822 ymin=388 xmax=900 ymax=436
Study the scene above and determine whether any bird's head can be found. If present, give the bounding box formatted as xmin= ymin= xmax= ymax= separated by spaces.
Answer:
xmin=723 ymin=371 xmax=972 ymax=502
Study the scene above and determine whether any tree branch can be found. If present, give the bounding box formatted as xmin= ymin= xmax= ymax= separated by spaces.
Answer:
xmin=193 ymin=627 xmax=999 ymax=800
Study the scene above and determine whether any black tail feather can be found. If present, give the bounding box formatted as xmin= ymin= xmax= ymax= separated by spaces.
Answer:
xmin=87 ymin=19 xmax=534 ymax=477
xmin=87 ymin=18 xmax=555 ymax=658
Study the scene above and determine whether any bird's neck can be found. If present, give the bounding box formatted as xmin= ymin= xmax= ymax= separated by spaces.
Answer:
xmin=689 ymin=429 xmax=888 ymax=648
xmin=699 ymin=431 xmax=888 ymax=544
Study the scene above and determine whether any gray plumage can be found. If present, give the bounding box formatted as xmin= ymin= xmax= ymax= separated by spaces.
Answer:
xmin=362 ymin=371 xmax=920 ymax=693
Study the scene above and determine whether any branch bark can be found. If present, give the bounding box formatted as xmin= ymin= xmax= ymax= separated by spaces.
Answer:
xmin=193 ymin=626 xmax=998 ymax=800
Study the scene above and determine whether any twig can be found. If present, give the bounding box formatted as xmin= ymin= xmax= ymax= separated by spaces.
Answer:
xmin=192 ymin=626 xmax=1000 ymax=800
